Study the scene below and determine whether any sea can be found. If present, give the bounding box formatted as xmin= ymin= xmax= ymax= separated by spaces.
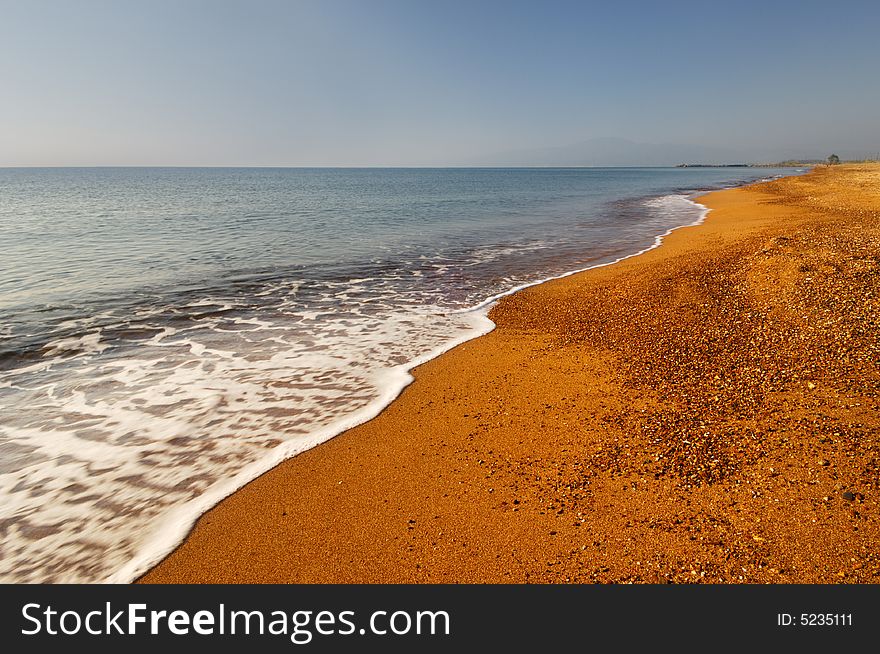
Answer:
xmin=0 ymin=166 xmax=799 ymax=582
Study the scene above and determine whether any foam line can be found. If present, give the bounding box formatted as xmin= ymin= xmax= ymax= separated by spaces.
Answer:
xmin=106 ymin=309 xmax=494 ymax=583
xmin=461 ymin=195 xmax=709 ymax=314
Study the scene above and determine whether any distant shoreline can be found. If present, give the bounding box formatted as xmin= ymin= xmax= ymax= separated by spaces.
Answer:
xmin=676 ymin=162 xmax=815 ymax=168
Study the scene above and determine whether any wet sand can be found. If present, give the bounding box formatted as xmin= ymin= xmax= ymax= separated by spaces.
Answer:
xmin=141 ymin=163 xmax=880 ymax=583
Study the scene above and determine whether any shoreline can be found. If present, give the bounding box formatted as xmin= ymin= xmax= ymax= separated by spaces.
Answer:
xmin=141 ymin=163 xmax=880 ymax=583
xmin=113 ymin=182 xmax=727 ymax=583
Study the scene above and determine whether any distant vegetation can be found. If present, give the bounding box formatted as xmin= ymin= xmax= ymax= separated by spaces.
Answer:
xmin=674 ymin=163 xmax=749 ymax=168
xmin=729 ymin=156 xmax=880 ymax=168
xmin=757 ymin=160 xmax=826 ymax=167
xmin=678 ymin=161 xmax=820 ymax=168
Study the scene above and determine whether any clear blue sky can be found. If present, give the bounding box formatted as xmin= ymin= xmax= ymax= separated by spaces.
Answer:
xmin=1 ymin=0 xmax=878 ymax=165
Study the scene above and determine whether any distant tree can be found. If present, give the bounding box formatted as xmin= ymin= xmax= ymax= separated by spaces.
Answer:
xmin=827 ymin=154 xmax=840 ymax=165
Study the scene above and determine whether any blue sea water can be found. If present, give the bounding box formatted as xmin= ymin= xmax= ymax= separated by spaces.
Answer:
xmin=0 ymin=166 xmax=798 ymax=582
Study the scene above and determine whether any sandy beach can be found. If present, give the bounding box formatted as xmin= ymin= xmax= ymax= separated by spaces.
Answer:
xmin=141 ymin=163 xmax=880 ymax=584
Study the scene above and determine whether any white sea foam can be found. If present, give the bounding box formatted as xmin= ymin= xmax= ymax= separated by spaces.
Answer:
xmin=0 ymin=281 xmax=497 ymax=582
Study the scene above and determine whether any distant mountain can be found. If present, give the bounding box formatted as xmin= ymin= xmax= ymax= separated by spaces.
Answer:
xmin=476 ymin=137 xmax=744 ymax=167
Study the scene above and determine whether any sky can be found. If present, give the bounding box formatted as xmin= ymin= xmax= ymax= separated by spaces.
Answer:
xmin=1 ymin=0 xmax=878 ymax=166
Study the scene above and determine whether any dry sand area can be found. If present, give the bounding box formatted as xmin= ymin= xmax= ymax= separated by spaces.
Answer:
xmin=143 ymin=163 xmax=880 ymax=584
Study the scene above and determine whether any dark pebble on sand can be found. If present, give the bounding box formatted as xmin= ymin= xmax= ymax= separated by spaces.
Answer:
xmin=842 ymin=491 xmax=856 ymax=501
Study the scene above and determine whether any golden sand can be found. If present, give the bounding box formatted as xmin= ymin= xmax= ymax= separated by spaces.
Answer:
xmin=141 ymin=164 xmax=880 ymax=583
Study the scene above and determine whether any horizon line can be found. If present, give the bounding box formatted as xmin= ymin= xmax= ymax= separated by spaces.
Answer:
xmin=0 ymin=163 xmax=804 ymax=170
